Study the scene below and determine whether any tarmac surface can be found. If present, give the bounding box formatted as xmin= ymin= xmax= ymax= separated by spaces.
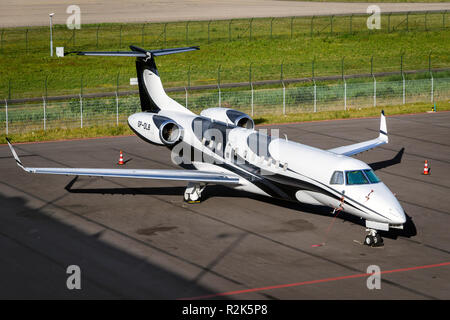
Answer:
xmin=2 ymin=0 xmax=450 ymax=27
xmin=0 ymin=111 xmax=449 ymax=299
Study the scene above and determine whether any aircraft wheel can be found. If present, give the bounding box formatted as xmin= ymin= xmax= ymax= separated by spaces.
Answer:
xmin=364 ymin=235 xmax=374 ymax=246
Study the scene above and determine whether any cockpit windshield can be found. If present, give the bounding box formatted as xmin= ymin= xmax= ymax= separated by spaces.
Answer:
xmin=345 ymin=169 xmax=381 ymax=185
xmin=363 ymin=169 xmax=381 ymax=183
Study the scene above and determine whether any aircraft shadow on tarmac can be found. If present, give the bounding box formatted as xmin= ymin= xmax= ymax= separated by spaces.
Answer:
xmin=65 ymin=146 xmax=416 ymax=241
xmin=369 ymin=147 xmax=405 ymax=171
xmin=0 ymin=192 xmax=220 ymax=299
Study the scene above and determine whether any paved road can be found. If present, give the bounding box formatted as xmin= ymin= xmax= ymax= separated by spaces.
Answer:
xmin=0 ymin=112 xmax=449 ymax=299
xmin=1 ymin=0 xmax=450 ymax=27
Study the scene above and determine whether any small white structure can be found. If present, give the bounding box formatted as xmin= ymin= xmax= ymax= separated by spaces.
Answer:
xmin=56 ymin=47 xmax=65 ymax=57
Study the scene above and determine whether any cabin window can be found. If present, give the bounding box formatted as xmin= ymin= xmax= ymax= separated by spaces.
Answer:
xmin=330 ymin=171 xmax=344 ymax=185
xmin=346 ymin=170 xmax=369 ymax=185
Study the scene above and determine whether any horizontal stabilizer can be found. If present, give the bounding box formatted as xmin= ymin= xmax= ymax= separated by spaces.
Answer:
xmin=68 ymin=46 xmax=199 ymax=58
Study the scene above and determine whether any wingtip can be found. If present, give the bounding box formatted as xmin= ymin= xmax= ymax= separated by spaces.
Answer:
xmin=6 ymin=138 xmax=24 ymax=168
xmin=381 ymin=109 xmax=385 ymax=116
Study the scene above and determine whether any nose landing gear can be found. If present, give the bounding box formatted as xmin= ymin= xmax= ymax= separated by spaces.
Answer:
xmin=364 ymin=229 xmax=384 ymax=247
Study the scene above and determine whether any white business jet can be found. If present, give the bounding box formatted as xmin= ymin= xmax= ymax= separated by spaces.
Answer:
xmin=7 ymin=45 xmax=406 ymax=246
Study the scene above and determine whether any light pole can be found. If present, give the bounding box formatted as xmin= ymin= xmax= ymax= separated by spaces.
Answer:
xmin=49 ymin=13 xmax=55 ymax=57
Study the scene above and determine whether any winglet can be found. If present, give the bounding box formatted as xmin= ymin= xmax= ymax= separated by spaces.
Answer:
xmin=6 ymin=138 xmax=25 ymax=170
xmin=379 ymin=110 xmax=388 ymax=143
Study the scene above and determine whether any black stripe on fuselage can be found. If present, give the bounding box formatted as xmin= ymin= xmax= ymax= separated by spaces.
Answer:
xmin=135 ymin=120 xmax=389 ymax=220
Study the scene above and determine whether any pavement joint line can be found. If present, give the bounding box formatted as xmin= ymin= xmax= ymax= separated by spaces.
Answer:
xmin=180 ymin=262 xmax=450 ymax=300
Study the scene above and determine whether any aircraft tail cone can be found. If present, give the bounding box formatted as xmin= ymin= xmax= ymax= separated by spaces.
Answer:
xmin=423 ymin=160 xmax=430 ymax=175
xmin=118 ymin=151 xmax=124 ymax=165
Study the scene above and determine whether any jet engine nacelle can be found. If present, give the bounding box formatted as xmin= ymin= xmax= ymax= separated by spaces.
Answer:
xmin=128 ymin=112 xmax=183 ymax=146
xmin=200 ymin=108 xmax=254 ymax=129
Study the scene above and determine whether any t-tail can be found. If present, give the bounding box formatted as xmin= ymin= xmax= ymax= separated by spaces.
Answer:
xmin=70 ymin=45 xmax=199 ymax=113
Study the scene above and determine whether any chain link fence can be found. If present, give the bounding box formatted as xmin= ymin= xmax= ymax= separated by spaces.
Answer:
xmin=1 ymin=11 xmax=448 ymax=55
xmin=1 ymin=76 xmax=448 ymax=135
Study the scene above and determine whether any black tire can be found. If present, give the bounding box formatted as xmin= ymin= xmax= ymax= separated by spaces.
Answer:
xmin=365 ymin=235 xmax=373 ymax=246
xmin=375 ymin=234 xmax=383 ymax=244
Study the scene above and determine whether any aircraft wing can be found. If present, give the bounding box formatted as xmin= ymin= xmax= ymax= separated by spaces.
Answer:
xmin=6 ymin=139 xmax=240 ymax=185
xmin=327 ymin=111 xmax=388 ymax=157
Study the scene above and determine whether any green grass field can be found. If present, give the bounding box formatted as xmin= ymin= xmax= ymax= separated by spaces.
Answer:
xmin=2 ymin=100 xmax=448 ymax=144
xmin=0 ymin=12 xmax=449 ymax=99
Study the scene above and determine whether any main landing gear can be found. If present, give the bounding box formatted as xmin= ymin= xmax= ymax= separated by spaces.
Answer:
xmin=364 ymin=229 xmax=384 ymax=247
xmin=184 ymin=182 xmax=206 ymax=203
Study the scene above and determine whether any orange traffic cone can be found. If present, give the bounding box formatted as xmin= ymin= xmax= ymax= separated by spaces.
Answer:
xmin=118 ymin=150 xmax=124 ymax=165
xmin=423 ymin=160 xmax=429 ymax=175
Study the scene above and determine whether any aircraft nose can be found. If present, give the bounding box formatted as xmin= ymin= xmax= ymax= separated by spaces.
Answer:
xmin=389 ymin=207 xmax=406 ymax=224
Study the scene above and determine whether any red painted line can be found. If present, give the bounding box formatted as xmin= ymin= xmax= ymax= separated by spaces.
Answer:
xmin=180 ymin=261 xmax=450 ymax=300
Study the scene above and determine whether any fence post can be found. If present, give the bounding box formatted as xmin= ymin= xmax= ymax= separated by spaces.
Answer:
xmin=80 ymin=94 xmax=83 ymax=128
xmin=373 ymin=75 xmax=377 ymax=107
xmin=164 ymin=23 xmax=167 ymax=48
xmin=310 ymin=16 xmax=314 ymax=37
xmin=25 ymin=28 xmax=28 ymax=53
xmin=43 ymin=96 xmax=46 ymax=130
xmin=115 ymin=92 xmax=119 ymax=126
xmin=388 ymin=13 xmax=391 ymax=33
xmin=208 ymin=20 xmax=211 ymax=44
xmin=251 ymin=83 xmax=254 ymax=117
xmin=44 ymin=75 xmax=48 ymax=99
xmin=270 ymin=18 xmax=275 ymax=39
xmin=4 ymin=99 xmax=8 ymax=135
xmin=344 ymin=79 xmax=347 ymax=111
xmin=430 ymin=73 xmax=434 ymax=103
xmin=443 ymin=11 xmax=446 ymax=30
xmin=218 ymin=65 xmax=221 ymax=107
xmin=282 ymin=81 xmax=286 ymax=115
xmin=186 ymin=21 xmax=189 ymax=45
xmin=401 ymin=53 xmax=405 ymax=104
xmin=185 ymin=87 xmax=188 ymax=109
xmin=402 ymin=73 xmax=406 ymax=105
xmin=349 ymin=14 xmax=353 ymax=34
xmin=188 ymin=65 xmax=191 ymax=89
xmin=342 ymin=57 xmax=346 ymax=110
xmin=429 ymin=52 xmax=434 ymax=103
xmin=96 ymin=25 xmax=100 ymax=48
xmin=249 ymin=63 xmax=254 ymax=116
xmin=250 ymin=18 xmax=253 ymax=41
xmin=290 ymin=17 xmax=294 ymax=39
xmin=72 ymin=28 xmax=75 ymax=45
xmin=313 ymin=80 xmax=317 ymax=113
xmin=228 ymin=20 xmax=232 ymax=41
xmin=406 ymin=12 xmax=410 ymax=32
xmin=425 ymin=11 xmax=428 ymax=32
xmin=119 ymin=25 xmax=122 ymax=48
xmin=330 ymin=15 xmax=334 ymax=35
xmin=0 ymin=30 xmax=4 ymax=53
